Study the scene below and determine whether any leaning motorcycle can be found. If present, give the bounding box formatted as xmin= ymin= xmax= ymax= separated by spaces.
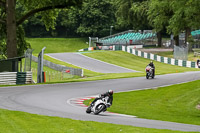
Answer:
xmin=86 ymin=96 xmax=110 ymax=115
xmin=145 ymin=65 xmax=154 ymax=79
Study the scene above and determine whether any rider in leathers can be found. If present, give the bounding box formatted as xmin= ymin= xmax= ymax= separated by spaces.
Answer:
xmin=90 ymin=90 xmax=113 ymax=108
xmin=148 ymin=61 xmax=155 ymax=77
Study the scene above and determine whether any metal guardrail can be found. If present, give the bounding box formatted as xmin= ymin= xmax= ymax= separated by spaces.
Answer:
xmin=0 ymin=72 xmax=32 ymax=85
xmin=16 ymin=72 xmax=32 ymax=84
xmin=32 ymin=55 xmax=83 ymax=77
xmin=0 ymin=72 xmax=17 ymax=85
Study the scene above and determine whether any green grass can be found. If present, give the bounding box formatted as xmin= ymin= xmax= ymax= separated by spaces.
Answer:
xmin=44 ymin=55 xmax=103 ymax=78
xmin=1 ymin=38 xmax=200 ymax=132
xmin=31 ymin=50 xmax=199 ymax=84
xmin=153 ymin=51 xmax=200 ymax=62
xmin=83 ymin=51 xmax=199 ymax=75
xmin=22 ymin=57 xmax=79 ymax=83
xmin=31 ymin=61 xmax=81 ymax=82
xmin=26 ymin=38 xmax=104 ymax=82
xmin=26 ymin=38 xmax=88 ymax=54
xmin=41 ymin=53 xmax=145 ymax=83
xmin=0 ymin=108 xmax=195 ymax=133
xmin=84 ymin=80 xmax=200 ymax=125
xmin=26 ymin=38 xmax=199 ymax=83
xmin=22 ymin=58 xmax=66 ymax=83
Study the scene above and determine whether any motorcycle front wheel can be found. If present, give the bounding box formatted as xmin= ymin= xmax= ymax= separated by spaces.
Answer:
xmin=86 ymin=106 xmax=92 ymax=113
xmin=146 ymin=73 xmax=149 ymax=79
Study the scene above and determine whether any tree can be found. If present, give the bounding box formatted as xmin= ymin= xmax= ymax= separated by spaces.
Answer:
xmin=0 ymin=2 xmax=6 ymax=59
xmin=77 ymin=0 xmax=116 ymax=37
xmin=114 ymin=0 xmax=133 ymax=30
xmin=57 ymin=8 xmax=81 ymax=37
xmin=115 ymin=0 xmax=166 ymax=46
xmin=148 ymin=0 xmax=200 ymax=46
xmin=147 ymin=0 xmax=173 ymax=46
xmin=0 ymin=0 xmax=83 ymax=58
xmin=115 ymin=0 xmax=151 ymax=31
xmin=167 ymin=0 xmax=200 ymax=44
xmin=115 ymin=0 xmax=200 ymax=47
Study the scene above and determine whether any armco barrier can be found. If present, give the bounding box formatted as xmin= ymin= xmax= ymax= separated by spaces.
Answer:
xmin=0 ymin=72 xmax=32 ymax=85
xmin=122 ymin=46 xmax=198 ymax=68
xmin=0 ymin=72 xmax=17 ymax=85
xmin=16 ymin=72 xmax=32 ymax=84
xmin=32 ymin=55 xmax=83 ymax=77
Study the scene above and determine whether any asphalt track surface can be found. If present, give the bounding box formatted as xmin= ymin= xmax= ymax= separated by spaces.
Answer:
xmin=46 ymin=53 xmax=137 ymax=73
xmin=0 ymin=72 xmax=200 ymax=132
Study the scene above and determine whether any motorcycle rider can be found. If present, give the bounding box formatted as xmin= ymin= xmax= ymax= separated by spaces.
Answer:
xmin=197 ymin=59 xmax=200 ymax=68
xmin=148 ymin=61 xmax=155 ymax=77
xmin=90 ymin=90 xmax=113 ymax=108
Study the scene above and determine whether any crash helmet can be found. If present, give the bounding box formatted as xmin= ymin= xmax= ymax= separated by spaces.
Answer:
xmin=108 ymin=90 xmax=113 ymax=95
xmin=150 ymin=61 xmax=153 ymax=65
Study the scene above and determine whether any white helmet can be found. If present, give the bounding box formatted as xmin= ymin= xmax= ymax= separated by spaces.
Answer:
xmin=108 ymin=90 xmax=113 ymax=95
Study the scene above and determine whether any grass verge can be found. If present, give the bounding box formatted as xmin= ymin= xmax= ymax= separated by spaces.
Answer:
xmin=84 ymin=80 xmax=200 ymax=125
xmin=26 ymin=38 xmax=88 ymax=54
xmin=26 ymin=38 xmax=199 ymax=83
xmin=152 ymin=51 xmax=200 ymax=62
xmin=0 ymin=108 xmax=195 ymax=133
xmin=30 ymin=50 xmax=199 ymax=84
xmin=83 ymin=51 xmax=199 ymax=75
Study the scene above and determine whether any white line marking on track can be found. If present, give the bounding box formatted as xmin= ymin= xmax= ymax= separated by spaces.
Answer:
xmin=79 ymin=53 xmax=139 ymax=72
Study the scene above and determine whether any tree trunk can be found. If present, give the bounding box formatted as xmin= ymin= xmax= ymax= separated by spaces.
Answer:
xmin=157 ymin=31 xmax=162 ymax=47
xmin=174 ymin=35 xmax=179 ymax=46
xmin=185 ymin=27 xmax=191 ymax=43
xmin=185 ymin=27 xmax=192 ymax=52
xmin=6 ymin=0 xmax=17 ymax=58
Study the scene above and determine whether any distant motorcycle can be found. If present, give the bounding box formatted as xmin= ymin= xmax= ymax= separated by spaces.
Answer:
xmin=86 ymin=96 xmax=110 ymax=115
xmin=145 ymin=65 xmax=154 ymax=79
xmin=198 ymin=62 xmax=200 ymax=68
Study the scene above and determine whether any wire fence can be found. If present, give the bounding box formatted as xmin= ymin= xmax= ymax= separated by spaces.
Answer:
xmin=24 ymin=49 xmax=33 ymax=72
xmin=31 ymin=68 xmax=77 ymax=82
xmin=32 ymin=55 xmax=83 ymax=77
xmin=173 ymin=44 xmax=188 ymax=60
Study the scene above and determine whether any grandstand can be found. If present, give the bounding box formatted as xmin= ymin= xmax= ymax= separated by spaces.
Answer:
xmin=98 ymin=30 xmax=156 ymax=46
xmin=191 ymin=30 xmax=200 ymax=39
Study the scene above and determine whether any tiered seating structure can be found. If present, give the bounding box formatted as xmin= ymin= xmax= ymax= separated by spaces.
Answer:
xmin=99 ymin=31 xmax=156 ymax=45
xmin=191 ymin=30 xmax=200 ymax=38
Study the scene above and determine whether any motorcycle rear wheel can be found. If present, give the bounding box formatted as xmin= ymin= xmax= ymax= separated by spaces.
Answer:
xmin=94 ymin=104 xmax=106 ymax=115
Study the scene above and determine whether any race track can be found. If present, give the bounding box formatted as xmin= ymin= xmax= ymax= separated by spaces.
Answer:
xmin=46 ymin=53 xmax=137 ymax=73
xmin=0 ymin=71 xmax=200 ymax=132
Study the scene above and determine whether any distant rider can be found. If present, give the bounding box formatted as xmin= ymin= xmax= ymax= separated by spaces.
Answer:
xmin=90 ymin=90 xmax=113 ymax=108
xmin=197 ymin=59 xmax=200 ymax=68
xmin=148 ymin=61 xmax=155 ymax=76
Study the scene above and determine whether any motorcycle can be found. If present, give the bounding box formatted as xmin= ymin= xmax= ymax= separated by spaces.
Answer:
xmin=86 ymin=96 xmax=110 ymax=115
xmin=198 ymin=62 xmax=200 ymax=68
xmin=145 ymin=65 xmax=154 ymax=79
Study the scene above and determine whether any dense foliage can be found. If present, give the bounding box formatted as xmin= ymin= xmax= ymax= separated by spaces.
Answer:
xmin=0 ymin=0 xmax=83 ymax=58
xmin=23 ymin=0 xmax=116 ymax=37
xmin=1 ymin=0 xmax=200 ymax=58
